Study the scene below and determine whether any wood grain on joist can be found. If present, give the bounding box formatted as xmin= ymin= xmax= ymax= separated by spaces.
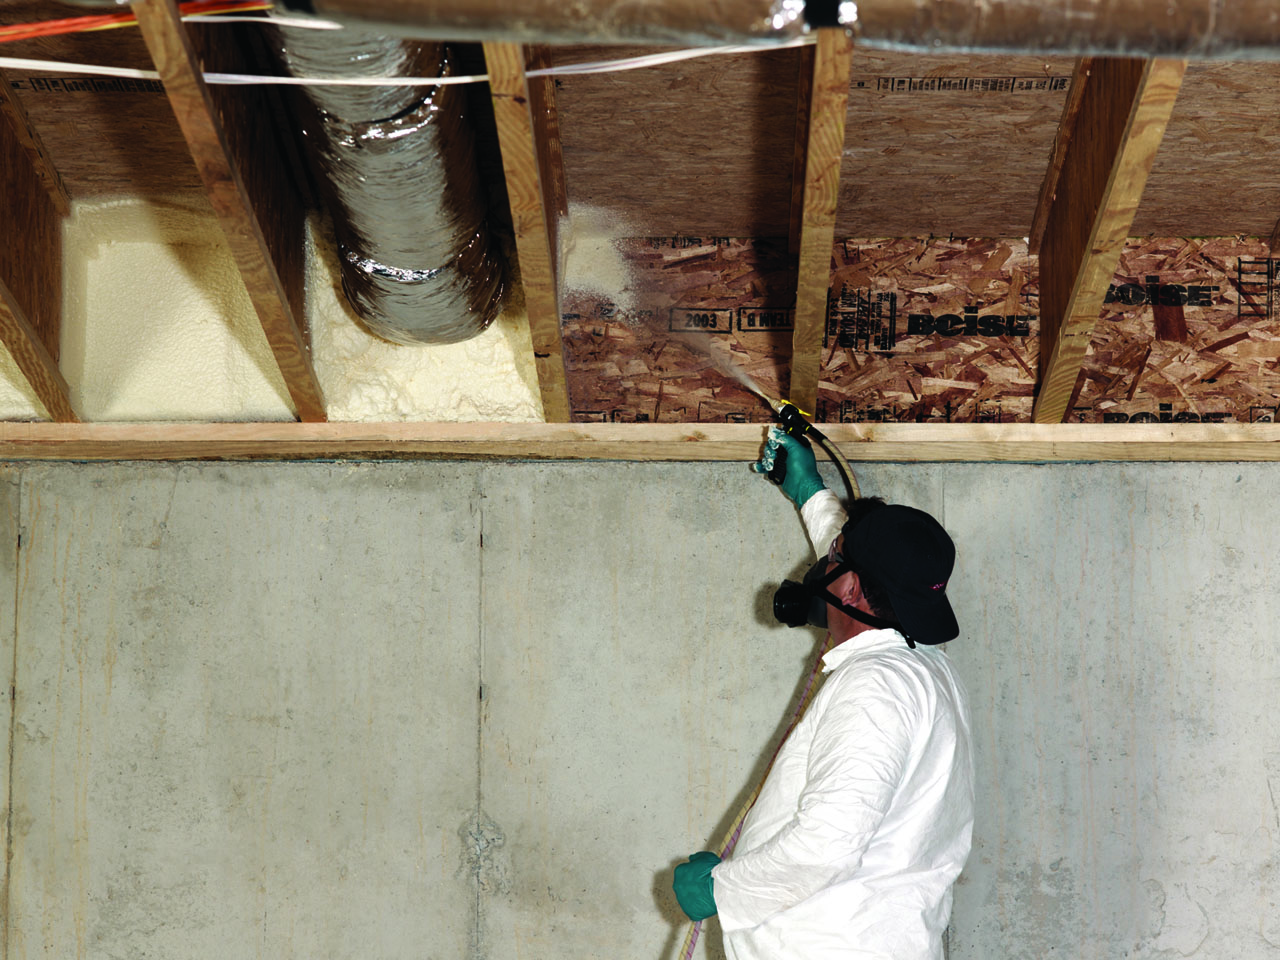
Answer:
xmin=790 ymin=29 xmax=853 ymax=413
xmin=789 ymin=43 xmax=817 ymax=258
xmin=1033 ymin=57 xmax=1186 ymax=424
xmin=484 ymin=42 xmax=571 ymax=423
xmin=0 ymin=71 xmax=70 ymax=217
xmin=0 ymin=79 xmax=75 ymax=422
xmin=0 ymin=422 xmax=1278 ymax=463
xmin=0 ymin=285 xmax=75 ymax=422
xmin=131 ymin=0 xmax=326 ymax=423
xmin=1027 ymin=57 xmax=1092 ymax=257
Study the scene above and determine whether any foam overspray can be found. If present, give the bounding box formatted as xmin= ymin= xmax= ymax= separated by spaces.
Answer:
xmin=557 ymin=205 xmax=781 ymax=414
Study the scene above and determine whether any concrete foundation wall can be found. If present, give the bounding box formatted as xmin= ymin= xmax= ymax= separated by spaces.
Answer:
xmin=0 ymin=461 xmax=1275 ymax=958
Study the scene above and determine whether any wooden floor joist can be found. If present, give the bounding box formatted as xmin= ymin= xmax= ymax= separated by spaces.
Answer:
xmin=0 ymin=77 xmax=75 ymax=423
xmin=0 ymin=286 xmax=75 ymax=423
xmin=0 ymin=71 xmax=70 ymax=218
xmin=789 ymin=43 xmax=817 ymax=259
xmin=484 ymin=42 xmax=571 ymax=423
xmin=1033 ymin=57 xmax=1186 ymax=424
xmin=790 ymin=29 xmax=854 ymax=413
xmin=132 ymin=0 xmax=327 ymax=423
xmin=0 ymin=422 xmax=1277 ymax=462
xmin=1027 ymin=57 xmax=1092 ymax=257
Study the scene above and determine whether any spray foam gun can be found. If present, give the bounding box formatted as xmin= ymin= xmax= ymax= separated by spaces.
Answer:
xmin=760 ymin=395 xmax=860 ymax=502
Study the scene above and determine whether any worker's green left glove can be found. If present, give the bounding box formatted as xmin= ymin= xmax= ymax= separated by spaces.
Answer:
xmin=673 ymin=851 xmax=720 ymax=921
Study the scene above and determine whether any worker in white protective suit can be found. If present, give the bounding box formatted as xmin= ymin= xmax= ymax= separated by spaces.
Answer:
xmin=671 ymin=428 xmax=974 ymax=960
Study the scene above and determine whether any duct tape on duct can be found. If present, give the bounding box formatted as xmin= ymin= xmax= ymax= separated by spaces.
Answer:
xmin=268 ymin=21 xmax=505 ymax=344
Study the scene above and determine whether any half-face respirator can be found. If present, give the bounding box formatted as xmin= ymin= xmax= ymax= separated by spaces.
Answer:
xmin=772 ymin=546 xmax=905 ymax=638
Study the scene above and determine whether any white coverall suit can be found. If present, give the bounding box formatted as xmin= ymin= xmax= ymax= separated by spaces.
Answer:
xmin=710 ymin=490 xmax=975 ymax=960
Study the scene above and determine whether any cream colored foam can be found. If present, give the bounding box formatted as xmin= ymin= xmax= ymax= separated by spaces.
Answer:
xmin=0 ymin=342 xmax=48 ymax=420
xmin=558 ymin=203 xmax=639 ymax=311
xmin=62 ymin=196 xmax=294 ymax=421
xmin=306 ymin=215 xmax=542 ymax=422
xmin=56 ymin=197 xmax=544 ymax=423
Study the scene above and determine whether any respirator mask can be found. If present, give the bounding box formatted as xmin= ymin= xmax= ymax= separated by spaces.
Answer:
xmin=772 ymin=542 xmax=905 ymax=639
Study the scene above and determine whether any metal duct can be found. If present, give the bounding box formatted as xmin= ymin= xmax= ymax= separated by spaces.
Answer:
xmin=272 ymin=0 xmax=818 ymax=46
xmin=275 ymin=0 xmax=1280 ymax=59
xmin=267 ymin=20 xmax=505 ymax=344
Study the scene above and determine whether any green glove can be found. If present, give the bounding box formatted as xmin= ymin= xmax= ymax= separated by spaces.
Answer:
xmin=673 ymin=851 xmax=720 ymax=921
xmin=750 ymin=427 xmax=827 ymax=507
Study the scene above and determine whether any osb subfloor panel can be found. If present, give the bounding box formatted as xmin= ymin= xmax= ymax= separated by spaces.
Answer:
xmin=835 ymin=52 xmax=1076 ymax=239
xmin=562 ymin=237 xmax=1280 ymax=424
xmin=0 ymin=2 xmax=202 ymax=196
xmin=563 ymin=237 xmax=795 ymax=423
xmin=1132 ymin=62 xmax=1280 ymax=238
xmin=554 ymin=50 xmax=1280 ymax=239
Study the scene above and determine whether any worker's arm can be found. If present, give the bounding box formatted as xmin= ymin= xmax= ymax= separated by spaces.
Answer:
xmin=753 ymin=428 xmax=848 ymax=557
xmin=709 ymin=668 xmax=915 ymax=931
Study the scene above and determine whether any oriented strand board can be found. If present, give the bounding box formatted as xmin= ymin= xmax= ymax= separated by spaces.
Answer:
xmin=561 ymin=236 xmax=1040 ymax=424
xmin=836 ymin=52 xmax=1077 ymax=239
xmin=551 ymin=45 xmax=801 ymax=237
xmin=1133 ymin=61 xmax=1280 ymax=238
xmin=563 ymin=235 xmax=1280 ymax=424
xmin=562 ymin=237 xmax=794 ymax=423
xmin=551 ymin=49 xmax=1280 ymax=241
xmin=1075 ymin=238 xmax=1280 ymax=423
xmin=817 ymin=239 xmax=1040 ymax=424
xmin=553 ymin=46 xmax=1076 ymax=238
xmin=0 ymin=2 xmax=200 ymax=197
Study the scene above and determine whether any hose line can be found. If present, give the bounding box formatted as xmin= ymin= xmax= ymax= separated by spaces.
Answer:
xmin=677 ymin=631 xmax=836 ymax=960
xmin=677 ymin=405 xmax=857 ymax=958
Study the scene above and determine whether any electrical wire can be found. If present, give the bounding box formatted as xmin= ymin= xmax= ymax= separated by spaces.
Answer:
xmin=0 ymin=1 xmax=270 ymax=44
xmin=0 ymin=32 xmax=815 ymax=85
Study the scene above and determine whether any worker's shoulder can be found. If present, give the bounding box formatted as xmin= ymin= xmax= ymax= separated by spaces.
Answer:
xmin=832 ymin=643 xmax=964 ymax=706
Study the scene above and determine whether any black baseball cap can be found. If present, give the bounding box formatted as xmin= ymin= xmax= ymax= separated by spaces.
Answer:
xmin=843 ymin=504 xmax=958 ymax=644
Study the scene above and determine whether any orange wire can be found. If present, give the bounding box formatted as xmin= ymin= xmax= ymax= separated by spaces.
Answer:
xmin=0 ymin=1 xmax=272 ymax=44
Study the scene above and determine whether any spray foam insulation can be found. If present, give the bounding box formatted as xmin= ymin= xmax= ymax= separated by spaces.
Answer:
xmin=60 ymin=196 xmax=294 ymax=422
xmin=45 ymin=198 xmax=542 ymax=423
xmin=306 ymin=216 xmax=542 ymax=423
xmin=561 ymin=234 xmax=1280 ymax=425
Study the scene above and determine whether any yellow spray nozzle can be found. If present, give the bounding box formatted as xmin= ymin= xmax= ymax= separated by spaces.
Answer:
xmin=756 ymin=391 xmax=810 ymax=419
xmin=773 ymin=400 xmax=816 ymax=438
